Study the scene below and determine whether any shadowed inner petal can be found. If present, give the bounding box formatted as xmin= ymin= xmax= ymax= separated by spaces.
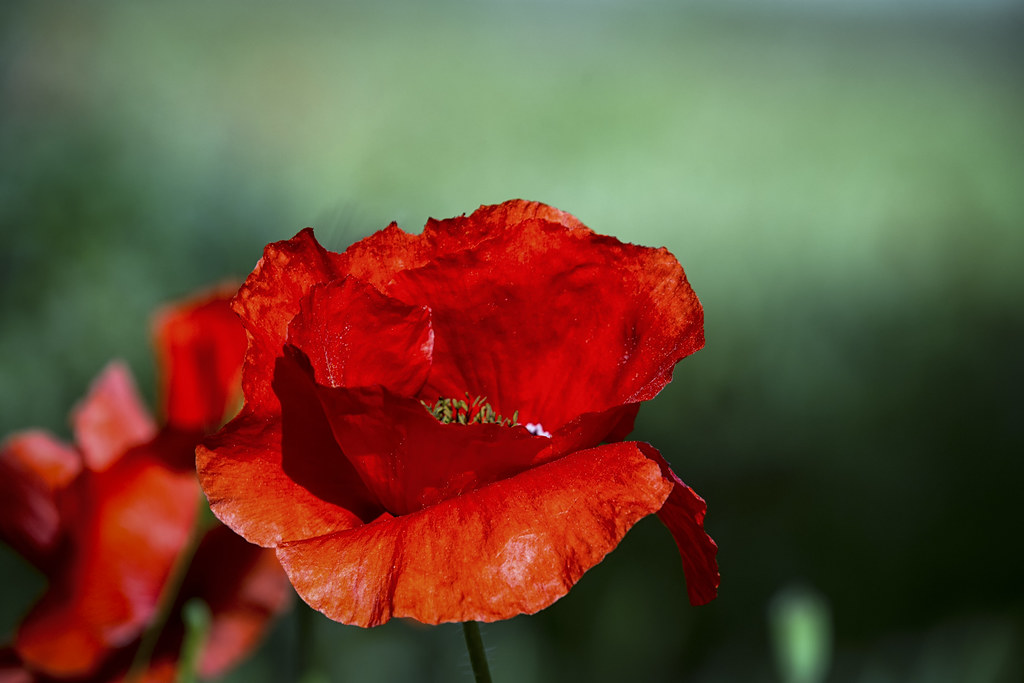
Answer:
xmin=272 ymin=355 xmax=386 ymax=525
xmin=309 ymin=380 xmax=550 ymax=516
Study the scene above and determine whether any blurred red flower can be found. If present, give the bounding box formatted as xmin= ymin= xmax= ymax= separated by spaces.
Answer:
xmin=0 ymin=289 xmax=290 ymax=682
xmin=197 ymin=200 xmax=719 ymax=628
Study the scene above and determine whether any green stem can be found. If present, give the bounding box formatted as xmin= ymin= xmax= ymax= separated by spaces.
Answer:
xmin=175 ymin=599 xmax=212 ymax=683
xmin=462 ymin=621 xmax=493 ymax=683
xmin=126 ymin=493 xmax=212 ymax=682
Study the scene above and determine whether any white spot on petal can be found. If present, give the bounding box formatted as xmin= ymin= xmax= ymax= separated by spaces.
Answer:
xmin=525 ymin=423 xmax=552 ymax=438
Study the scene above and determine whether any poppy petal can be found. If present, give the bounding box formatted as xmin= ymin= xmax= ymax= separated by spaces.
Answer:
xmin=275 ymin=441 xmax=672 ymax=627
xmin=233 ymin=228 xmax=344 ymax=412
xmin=0 ymin=648 xmax=32 ymax=683
xmin=386 ymin=219 xmax=703 ymax=431
xmin=428 ymin=199 xmax=589 ymax=240
xmin=72 ymin=362 xmax=156 ymax=472
xmin=286 ymin=277 xmax=433 ymax=395
xmin=197 ymin=406 xmax=377 ymax=548
xmin=15 ymin=449 xmax=197 ymax=677
xmin=542 ymin=403 xmax=642 ymax=463
xmin=334 ymin=200 xmax=586 ymax=291
xmin=152 ymin=286 xmax=247 ymax=433
xmin=0 ymin=431 xmax=80 ymax=568
xmin=306 ymin=376 xmax=548 ymax=515
xmin=174 ymin=526 xmax=291 ymax=679
xmin=639 ymin=443 xmax=720 ymax=605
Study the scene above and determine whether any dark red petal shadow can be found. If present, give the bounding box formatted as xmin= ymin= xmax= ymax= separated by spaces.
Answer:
xmin=303 ymin=371 xmax=549 ymax=515
xmin=198 ymin=350 xmax=389 ymax=549
xmin=276 ymin=441 xmax=672 ymax=627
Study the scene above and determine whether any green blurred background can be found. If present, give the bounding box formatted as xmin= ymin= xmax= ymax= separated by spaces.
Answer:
xmin=1 ymin=1 xmax=1021 ymax=681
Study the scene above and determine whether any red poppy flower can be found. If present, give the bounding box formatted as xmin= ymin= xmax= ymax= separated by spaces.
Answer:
xmin=197 ymin=200 xmax=719 ymax=628
xmin=0 ymin=289 xmax=289 ymax=682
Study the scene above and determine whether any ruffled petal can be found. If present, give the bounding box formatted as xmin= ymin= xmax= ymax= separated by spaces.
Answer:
xmin=386 ymin=219 xmax=703 ymax=432
xmin=72 ymin=362 xmax=156 ymax=472
xmin=0 ymin=431 xmax=80 ymax=568
xmin=15 ymin=448 xmax=197 ymax=677
xmin=233 ymin=228 xmax=345 ymax=412
xmin=639 ymin=443 xmax=720 ymax=605
xmin=152 ymin=285 xmax=247 ymax=433
xmin=275 ymin=441 xmax=671 ymax=627
xmin=427 ymin=199 xmax=589 ymax=240
xmin=334 ymin=200 xmax=587 ymax=291
xmin=286 ymin=277 xmax=433 ymax=395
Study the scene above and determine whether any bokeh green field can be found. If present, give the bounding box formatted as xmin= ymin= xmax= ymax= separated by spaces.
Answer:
xmin=2 ymin=1 xmax=1022 ymax=681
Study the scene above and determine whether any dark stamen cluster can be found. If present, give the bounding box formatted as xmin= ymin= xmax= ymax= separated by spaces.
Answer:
xmin=421 ymin=393 xmax=519 ymax=427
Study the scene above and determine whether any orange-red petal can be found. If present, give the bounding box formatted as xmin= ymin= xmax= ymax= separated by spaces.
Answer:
xmin=276 ymin=441 xmax=672 ymax=627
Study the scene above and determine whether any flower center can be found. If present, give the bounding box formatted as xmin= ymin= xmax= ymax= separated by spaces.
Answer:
xmin=421 ymin=394 xmax=518 ymax=427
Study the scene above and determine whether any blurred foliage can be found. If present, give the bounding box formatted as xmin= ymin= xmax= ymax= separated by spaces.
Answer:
xmin=770 ymin=585 xmax=832 ymax=683
xmin=1 ymin=1 xmax=1022 ymax=681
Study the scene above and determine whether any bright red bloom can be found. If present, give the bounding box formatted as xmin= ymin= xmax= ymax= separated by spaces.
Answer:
xmin=0 ymin=289 xmax=289 ymax=682
xmin=197 ymin=200 xmax=719 ymax=628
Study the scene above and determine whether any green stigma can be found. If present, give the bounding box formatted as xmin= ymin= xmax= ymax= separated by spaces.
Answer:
xmin=421 ymin=393 xmax=519 ymax=427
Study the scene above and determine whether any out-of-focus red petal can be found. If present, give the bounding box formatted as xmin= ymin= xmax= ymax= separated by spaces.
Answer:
xmin=177 ymin=526 xmax=291 ymax=679
xmin=276 ymin=441 xmax=672 ymax=627
xmin=639 ymin=443 xmax=720 ymax=605
xmin=15 ymin=449 xmax=197 ymax=677
xmin=152 ymin=286 xmax=247 ymax=433
xmin=0 ymin=648 xmax=31 ymax=683
xmin=232 ymin=229 xmax=344 ymax=412
xmin=307 ymin=377 xmax=548 ymax=515
xmin=386 ymin=219 xmax=703 ymax=432
xmin=0 ymin=431 xmax=80 ymax=489
xmin=0 ymin=431 xmax=80 ymax=567
xmin=286 ymin=277 xmax=433 ymax=395
xmin=72 ymin=362 xmax=156 ymax=472
xmin=197 ymin=405 xmax=376 ymax=548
